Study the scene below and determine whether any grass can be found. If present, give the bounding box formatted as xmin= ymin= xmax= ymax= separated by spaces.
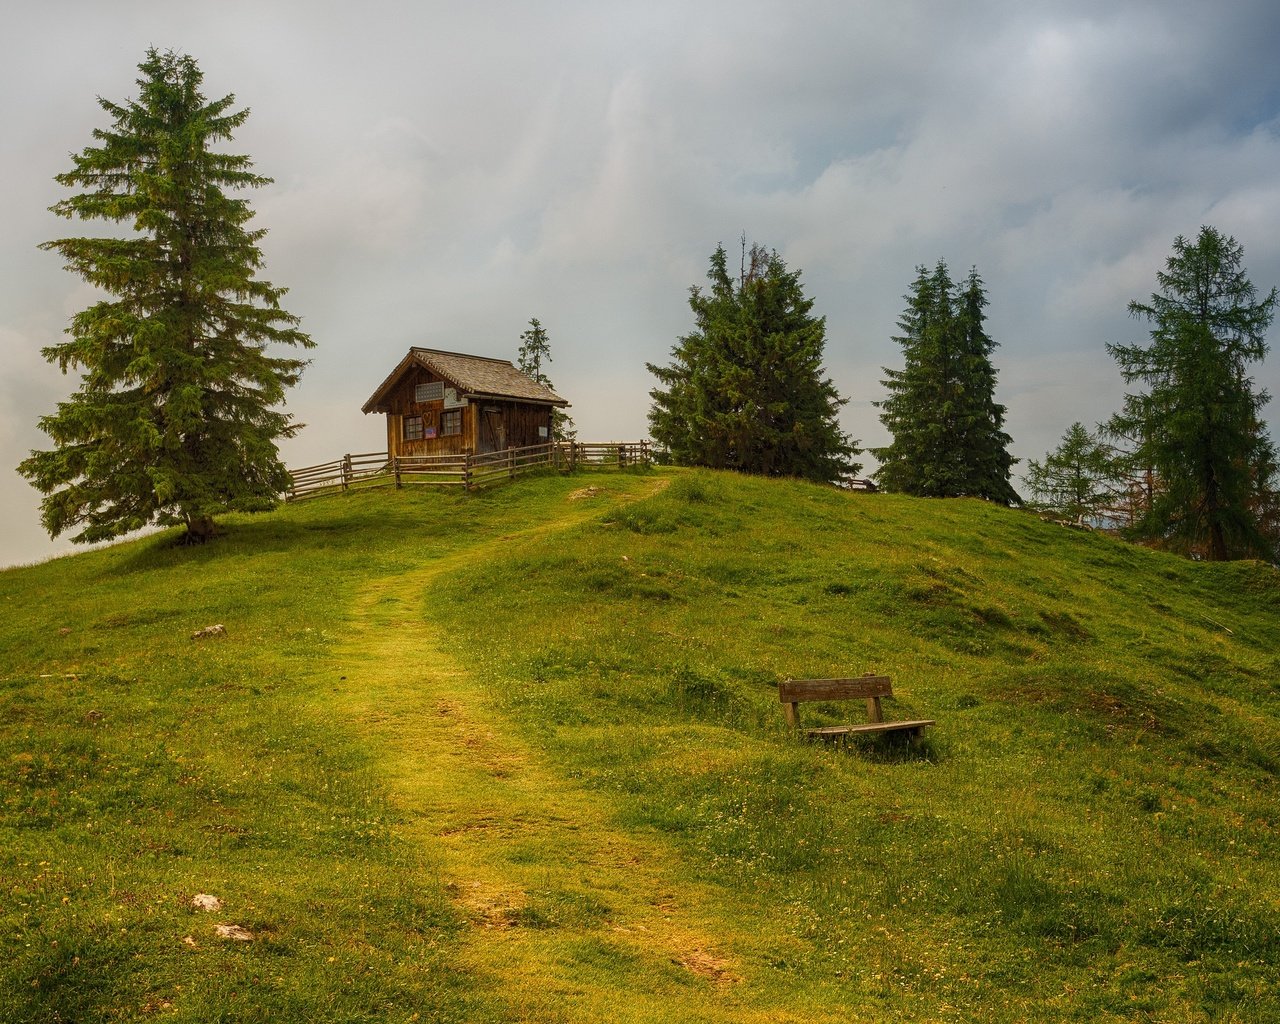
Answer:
xmin=2 ymin=466 xmax=1279 ymax=1021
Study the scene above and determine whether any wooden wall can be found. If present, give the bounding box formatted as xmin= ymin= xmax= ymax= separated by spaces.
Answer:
xmin=381 ymin=366 xmax=554 ymax=457
xmin=382 ymin=366 xmax=463 ymax=458
xmin=474 ymin=401 xmax=554 ymax=453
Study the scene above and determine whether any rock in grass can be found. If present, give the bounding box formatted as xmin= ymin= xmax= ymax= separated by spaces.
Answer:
xmin=191 ymin=624 xmax=227 ymax=640
xmin=191 ymin=893 xmax=222 ymax=912
xmin=214 ymin=923 xmax=253 ymax=941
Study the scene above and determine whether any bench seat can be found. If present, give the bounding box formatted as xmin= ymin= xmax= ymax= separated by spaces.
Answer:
xmin=805 ymin=719 xmax=935 ymax=738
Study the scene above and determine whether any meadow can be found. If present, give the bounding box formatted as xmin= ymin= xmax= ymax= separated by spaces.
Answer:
xmin=2 ymin=468 xmax=1277 ymax=1022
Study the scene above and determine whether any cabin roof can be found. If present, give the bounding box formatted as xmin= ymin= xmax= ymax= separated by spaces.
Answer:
xmin=362 ymin=347 xmax=569 ymax=414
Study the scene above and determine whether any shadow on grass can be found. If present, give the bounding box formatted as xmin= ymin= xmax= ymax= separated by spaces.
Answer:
xmin=801 ymin=731 xmax=941 ymax=764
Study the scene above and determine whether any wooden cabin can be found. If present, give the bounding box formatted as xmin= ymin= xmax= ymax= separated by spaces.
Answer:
xmin=361 ymin=348 xmax=569 ymax=458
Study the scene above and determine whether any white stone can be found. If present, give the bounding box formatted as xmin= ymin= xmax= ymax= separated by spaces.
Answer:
xmin=214 ymin=924 xmax=254 ymax=941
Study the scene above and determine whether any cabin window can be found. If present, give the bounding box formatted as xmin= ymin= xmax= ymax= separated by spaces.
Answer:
xmin=403 ymin=415 xmax=424 ymax=441
xmin=415 ymin=381 xmax=444 ymax=403
xmin=441 ymin=409 xmax=462 ymax=436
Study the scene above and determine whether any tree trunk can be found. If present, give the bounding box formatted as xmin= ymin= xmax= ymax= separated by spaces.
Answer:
xmin=1208 ymin=521 xmax=1228 ymax=561
xmin=185 ymin=514 xmax=217 ymax=544
xmin=1204 ymin=464 xmax=1228 ymax=561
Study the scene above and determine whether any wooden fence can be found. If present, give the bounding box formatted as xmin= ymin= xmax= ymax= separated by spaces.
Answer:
xmin=285 ymin=440 xmax=651 ymax=502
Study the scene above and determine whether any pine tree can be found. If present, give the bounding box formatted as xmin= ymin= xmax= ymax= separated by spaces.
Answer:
xmin=647 ymin=240 xmax=858 ymax=482
xmin=1025 ymin=423 xmax=1120 ymax=524
xmin=1107 ymin=226 xmax=1277 ymax=560
xmin=18 ymin=49 xmax=312 ymax=545
xmin=517 ymin=317 xmax=575 ymax=441
xmin=875 ymin=262 xmax=1018 ymax=503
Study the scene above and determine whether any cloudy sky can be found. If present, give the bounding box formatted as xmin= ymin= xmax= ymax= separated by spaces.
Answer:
xmin=4 ymin=0 xmax=1280 ymax=567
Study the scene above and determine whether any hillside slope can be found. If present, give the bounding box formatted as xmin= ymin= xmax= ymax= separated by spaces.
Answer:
xmin=2 ymin=468 xmax=1278 ymax=1022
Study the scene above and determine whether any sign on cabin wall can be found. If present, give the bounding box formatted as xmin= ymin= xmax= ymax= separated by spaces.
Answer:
xmin=414 ymin=381 xmax=444 ymax=403
xmin=443 ymin=388 xmax=468 ymax=410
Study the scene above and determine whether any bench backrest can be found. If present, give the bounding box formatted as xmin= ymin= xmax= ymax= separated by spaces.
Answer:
xmin=779 ymin=674 xmax=892 ymax=728
xmin=779 ymin=675 xmax=892 ymax=703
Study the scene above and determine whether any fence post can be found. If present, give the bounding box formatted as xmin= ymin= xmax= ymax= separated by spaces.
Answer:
xmin=641 ymin=439 xmax=650 ymax=466
xmin=569 ymin=441 xmax=577 ymax=471
xmin=393 ymin=456 xmax=402 ymax=489
xmin=463 ymin=453 xmax=472 ymax=491
xmin=508 ymin=446 xmax=515 ymax=479
xmin=341 ymin=454 xmax=352 ymax=491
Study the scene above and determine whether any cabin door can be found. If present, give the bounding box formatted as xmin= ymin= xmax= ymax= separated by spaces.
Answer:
xmin=479 ymin=406 xmax=505 ymax=454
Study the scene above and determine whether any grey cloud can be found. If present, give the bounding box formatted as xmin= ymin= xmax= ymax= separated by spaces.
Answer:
xmin=3 ymin=0 xmax=1280 ymax=566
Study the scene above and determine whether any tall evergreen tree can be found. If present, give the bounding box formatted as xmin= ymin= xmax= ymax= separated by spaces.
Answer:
xmin=517 ymin=317 xmax=575 ymax=441
xmin=875 ymin=261 xmax=1018 ymax=503
xmin=647 ymin=241 xmax=858 ymax=482
xmin=1107 ymin=226 xmax=1277 ymax=560
xmin=18 ymin=49 xmax=312 ymax=545
xmin=875 ymin=264 xmax=951 ymax=494
xmin=1025 ymin=422 xmax=1121 ymax=525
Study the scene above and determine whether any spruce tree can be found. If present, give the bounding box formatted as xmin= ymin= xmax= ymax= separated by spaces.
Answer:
xmin=647 ymin=241 xmax=858 ymax=482
xmin=875 ymin=261 xmax=1018 ymax=503
xmin=875 ymin=263 xmax=955 ymax=495
xmin=1107 ymin=226 xmax=1277 ymax=560
xmin=953 ymin=269 xmax=1019 ymax=502
xmin=18 ymin=49 xmax=312 ymax=545
xmin=517 ymin=317 xmax=575 ymax=441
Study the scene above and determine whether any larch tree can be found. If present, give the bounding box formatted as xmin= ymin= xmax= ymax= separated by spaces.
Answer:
xmin=1107 ymin=226 xmax=1277 ymax=560
xmin=1024 ymin=422 xmax=1121 ymax=525
xmin=875 ymin=262 xmax=1018 ymax=503
xmin=647 ymin=240 xmax=858 ymax=482
xmin=18 ymin=49 xmax=312 ymax=545
xmin=517 ymin=317 xmax=575 ymax=441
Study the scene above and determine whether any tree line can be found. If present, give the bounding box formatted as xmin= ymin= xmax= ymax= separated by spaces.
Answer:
xmin=648 ymin=229 xmax=1279 ymax=561
xmin=18 ymin=50 xmax=1280 ymax=562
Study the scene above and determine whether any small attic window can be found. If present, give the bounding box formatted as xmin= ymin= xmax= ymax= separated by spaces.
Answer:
xmin=415 ymin=381 xmax=444 ymax=403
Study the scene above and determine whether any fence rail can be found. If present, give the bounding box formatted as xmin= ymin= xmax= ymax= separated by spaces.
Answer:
xmin=285 ymin=440 xmax=650 ymax=502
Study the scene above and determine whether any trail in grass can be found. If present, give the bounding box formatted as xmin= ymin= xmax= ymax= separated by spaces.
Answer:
xmin=326 ymin=482 xmax=832 ymax=1023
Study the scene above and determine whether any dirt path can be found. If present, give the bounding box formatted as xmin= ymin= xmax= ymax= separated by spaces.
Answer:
xmin=326 ymin=482 xmax=820 ymax=1022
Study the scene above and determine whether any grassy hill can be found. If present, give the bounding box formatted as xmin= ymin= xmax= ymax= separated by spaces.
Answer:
xmin=2 ymin=467 xmax=1278 ymax=1023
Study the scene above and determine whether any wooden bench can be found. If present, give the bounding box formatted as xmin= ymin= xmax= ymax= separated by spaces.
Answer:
xmin=779 ymin=674 xmax=935 ymax=740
